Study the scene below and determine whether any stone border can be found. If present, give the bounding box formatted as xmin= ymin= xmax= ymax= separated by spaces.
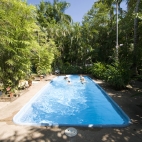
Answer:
xmin=0 ymin=96 xmax=17 ymax=102
xmin=0 ymin=89 xmax=29 ymax=102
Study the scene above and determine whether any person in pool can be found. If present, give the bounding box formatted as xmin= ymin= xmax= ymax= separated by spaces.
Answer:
xmin=81 ymin=80 xmax=86 ymax=84
xmin=67 ymin=80 xmax=71 ymax=84
xmin=64 ymin=75 xmax=68 ymax=80
xmin=80 ymin=75 xmax=86 ymax=84
xmin=80 ymin=75 xmax=84 ymax=81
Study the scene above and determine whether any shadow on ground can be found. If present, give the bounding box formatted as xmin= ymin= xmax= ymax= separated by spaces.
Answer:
xmin=0 ymin=124 xmax=142 ymax=142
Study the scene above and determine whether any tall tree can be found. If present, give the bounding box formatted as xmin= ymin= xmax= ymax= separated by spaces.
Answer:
xmin=82 ymin=1 xmax=115 ymax=63
xmin=36 ymin=0 xmax=72 ymax=27
xmin=133 ymin=0 xmax=141 ymax=75
xmin=0 ymin=0 xmax=37 ymax=91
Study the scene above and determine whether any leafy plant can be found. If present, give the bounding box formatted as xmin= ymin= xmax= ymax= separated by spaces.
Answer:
xmin=60 ymin=65 xmax=79 ymax=74
xmin=0 ymin=0 xmax=36 ymax=91
xmin=59 ymin=63 xmax=89 ymax=74
xmin=32 ymin=39 xmax=59 ymax=75
xmin=104 ymin=62 xmax=131 ymax=90
xmin=90 ymin=62 xmax=106 ymax=79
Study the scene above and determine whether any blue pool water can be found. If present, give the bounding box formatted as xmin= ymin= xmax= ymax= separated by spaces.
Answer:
xmin=13 ymin=75 xmax=130 ymax=127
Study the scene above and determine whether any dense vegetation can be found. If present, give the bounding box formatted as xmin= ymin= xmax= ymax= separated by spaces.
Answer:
xmin=0 ymin=0 xmax=142 ymax=93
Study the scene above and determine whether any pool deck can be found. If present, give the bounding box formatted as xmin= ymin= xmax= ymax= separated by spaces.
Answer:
xmin=0 ymin=75 xmax=142 ymax=142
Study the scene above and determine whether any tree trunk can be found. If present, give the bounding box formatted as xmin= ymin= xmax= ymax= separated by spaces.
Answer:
xmin=133 ymin=0 xmax=140 ymax=75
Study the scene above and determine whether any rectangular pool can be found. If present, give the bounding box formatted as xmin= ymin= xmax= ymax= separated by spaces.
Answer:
xmin=13 ymin=75 xmax=131 ymax=127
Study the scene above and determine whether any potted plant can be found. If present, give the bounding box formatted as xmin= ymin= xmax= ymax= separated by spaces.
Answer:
xmin=9 ymin=90 xmax=14 ymax=98
xmin=28 ymin=79 xmax=32 ymax=87
xmin=27 ymin=75 xmax=35 ymax=87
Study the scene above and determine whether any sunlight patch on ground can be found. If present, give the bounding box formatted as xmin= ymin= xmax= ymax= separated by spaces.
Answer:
xmin=0 ymin=102 xmax=10 ymax=109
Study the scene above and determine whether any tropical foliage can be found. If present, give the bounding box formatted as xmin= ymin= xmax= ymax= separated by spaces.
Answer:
xmin=0 ymin=0 xmax=36 ymax=91
xmin=0 ymin=0 xmax=142 ymax=93
xmin=90 ymin=62 xmax=106 ymax=79
xmin=0 ymin=0 xmax=59 ymax=92
xmin=104 ymin=61 xmax=131 ymax=90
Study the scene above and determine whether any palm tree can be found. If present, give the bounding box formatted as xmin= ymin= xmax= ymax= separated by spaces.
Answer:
xmin=53 ymin=0 xmax=72 ymax=24
xmin=37 ymin=0 xmax=72 ymax=26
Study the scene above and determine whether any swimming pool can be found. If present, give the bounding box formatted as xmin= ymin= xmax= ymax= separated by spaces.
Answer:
xmin=13 ymin=75 xmax=131 ymax=127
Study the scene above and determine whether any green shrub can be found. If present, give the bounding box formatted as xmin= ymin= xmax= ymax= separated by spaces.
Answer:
xmin=90 ymin=62 xmax=106 ymax=79
xmin=60 ymin=64 xmax=92 ymax=74
xmin=60 ymin=65 xmax=81 ymax=74
xmin=104 ymin=62 xmax=131 ymax=90
xmin=82 ymin=66 xmax=91 ymax=74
